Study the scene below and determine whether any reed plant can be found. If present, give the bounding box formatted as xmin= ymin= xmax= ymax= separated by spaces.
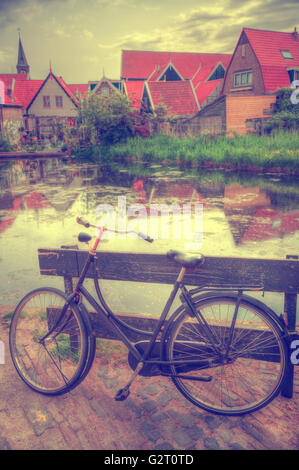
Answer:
xmin=106 ymin=131 xmax=299 ymax=172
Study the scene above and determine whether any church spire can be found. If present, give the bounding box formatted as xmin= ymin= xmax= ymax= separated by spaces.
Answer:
xmin=16 ymin=29 xmax=30 ymax=76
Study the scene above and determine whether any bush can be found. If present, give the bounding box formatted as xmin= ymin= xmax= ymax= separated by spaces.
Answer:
xmin=264 ymin=87 xmax=299 ymax=133
xmin=78 ymin=92 xmax=134 ymax=146
xmin=264 ymin=111 xmax=299 ymax=132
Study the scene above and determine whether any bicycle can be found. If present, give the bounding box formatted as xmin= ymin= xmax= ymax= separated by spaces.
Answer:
xmin=9 ymin=217 xmax=290 ymax=416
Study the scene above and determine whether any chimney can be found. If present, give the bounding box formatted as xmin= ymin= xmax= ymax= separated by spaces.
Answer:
xmin=7 ymin=79 xmax=16 ymax=102
xmin=7 ymin=80 xmax=12 ymax=98
xmin=292 ymin=26 xmax=298 ymax=41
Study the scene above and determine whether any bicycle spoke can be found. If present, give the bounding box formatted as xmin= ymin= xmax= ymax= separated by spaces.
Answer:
xmin=9 ymin=288 xmax=88 ymax=395
xmin=167 ymin=296 xmax=286 ymax=415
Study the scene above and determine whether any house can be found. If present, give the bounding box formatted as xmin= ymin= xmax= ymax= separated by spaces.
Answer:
xmin=88 ymin=75 xmax=124 ymax=97
xmin=0 ymin=34 xmax=90 ymax=139
xmin=24 ymin=70 xmax=82 ymax=138
xmin=222 ymin=27 xmax=299 ymax=97
xmin=121 ymin=50 xmax=232 ymax=116
xmin=186 ymin=27 xmax=299 ymax=135
xmin=0 ymin=34 xmax=32 ymax=131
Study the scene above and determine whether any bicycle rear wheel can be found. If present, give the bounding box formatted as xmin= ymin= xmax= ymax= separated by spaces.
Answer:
xmin=165 ymin=295 xmax=287 ymax=415
xmin=9 ymin=287 xmax=88 ymax=395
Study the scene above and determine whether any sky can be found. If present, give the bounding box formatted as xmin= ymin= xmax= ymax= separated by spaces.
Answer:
xmin=0 ymin=0 xmax=298 ymax=84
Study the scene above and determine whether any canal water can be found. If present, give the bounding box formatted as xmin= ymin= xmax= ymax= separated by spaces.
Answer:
xmin=0 ymin=157 xmax=298 ymax=321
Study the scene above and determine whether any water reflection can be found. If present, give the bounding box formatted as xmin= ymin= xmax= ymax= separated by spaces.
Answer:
xmin=0 ymin=158 xmax=299 ymax=318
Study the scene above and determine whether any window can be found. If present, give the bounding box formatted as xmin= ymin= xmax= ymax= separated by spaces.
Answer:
xmin=101 ymin=87 xmax=109 ymax=96
xmin=234 ymin=71 xmax=252 ymax=87
xmin=56 ymin=96 xmax=63 ymax=107
xmin=288 ymin=69 xmax=299 ymax=83
xmin=281 ymin=50 xmax=293 ymax=60
xmin=43 ymin=96 xmax=50 ymax=108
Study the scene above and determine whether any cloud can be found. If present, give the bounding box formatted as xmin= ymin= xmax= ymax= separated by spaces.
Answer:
xmin=0 ymin=49 xmax=13 ymax=64
xmin=168 ymin=0 xmax=298 ymax=55
xmin=94 ymin=0 xmax=134 ymax=7
xmin=54 ymin=27 xmax=71 ymax=39
xmin=101 ymin=30 xmax=176 ymax=52
xmin=82 ymin=30 xmax=94 ymax=40
xmin=0 ymin=0 xmax=73 ymax=27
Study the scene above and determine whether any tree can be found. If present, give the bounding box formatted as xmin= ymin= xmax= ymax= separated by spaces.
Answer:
xmin=78 ymin=92 xmax=134 ymax=145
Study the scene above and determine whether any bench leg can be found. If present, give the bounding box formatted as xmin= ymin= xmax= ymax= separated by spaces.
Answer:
xmin=281 ymin=292 xmax=297 ymax=398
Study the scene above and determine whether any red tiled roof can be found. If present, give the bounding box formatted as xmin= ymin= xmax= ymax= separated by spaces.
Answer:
xmin=13 ymin=79 xmax=44 ymax=108
xmin=241 ymin=208 xmax=299 ymax=243
xmin=192 ymin=60 xmax=231 ymax=88
xmin=243 ymin=28 xmax=299 ymax=92
xmin=55 ymin=75 xmax=78 ymax=105
xmin=0 ymin=74 xmax=27 ymax=106
xmin=146 ymin=81 xmax=199 ymax=115
xmin=68 ymin=84 xmax=89 ymax=99
xmin=122 ymin=50 xmax=232 ymax=82
xmin=124 ymin=81 xmax=144 ymax=110
xmin=0 ymin=73 xmax=27 ymax=83
xmin=195 ymin=79 xmax=223 ymax=105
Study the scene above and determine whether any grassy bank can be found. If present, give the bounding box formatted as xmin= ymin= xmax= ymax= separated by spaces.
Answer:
xmin=100 ymin=131 xmax=299 ymax=174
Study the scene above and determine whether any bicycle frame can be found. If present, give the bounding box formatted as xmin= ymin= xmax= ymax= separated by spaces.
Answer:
xmin=74 ymin=250 xmax=189 ymax=366
xmin=70 ymin=252 xmax=228 ymax=376
xmin=43 ymin=223 xmax=276 ymax=378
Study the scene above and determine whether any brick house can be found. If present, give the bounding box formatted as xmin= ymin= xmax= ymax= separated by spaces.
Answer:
xmin=186 ymin=27 xmax=299 ymax=135
xmin=223 ymin=27 xmax=299 ymax=96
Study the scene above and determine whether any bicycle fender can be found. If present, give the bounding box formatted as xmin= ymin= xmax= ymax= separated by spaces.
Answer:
xmin=189 ymin=291 xmax=286 ymax=333
xmin=77 ymin=302 xmax=94 ymax=336
xmin=160 ymin=303 xmax=186 ymax=356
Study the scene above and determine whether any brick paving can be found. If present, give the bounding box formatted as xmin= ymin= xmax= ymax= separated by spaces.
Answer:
xmin=0 ymin=322 xmax=298 ymax=451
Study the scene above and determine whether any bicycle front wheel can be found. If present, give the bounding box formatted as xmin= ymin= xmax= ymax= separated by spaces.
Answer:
xmin=9 ymin=287 xmax=88 ymax=395
xmin=165 ymin=295 xmax=287 ymax=415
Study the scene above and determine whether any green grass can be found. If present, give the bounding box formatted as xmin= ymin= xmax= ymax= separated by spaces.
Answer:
xmin=102 ymin=131 xmax=299 ymax=173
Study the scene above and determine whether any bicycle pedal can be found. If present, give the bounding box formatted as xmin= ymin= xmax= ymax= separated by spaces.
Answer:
xmin=114 ymin=388 xmax=130 ymax=401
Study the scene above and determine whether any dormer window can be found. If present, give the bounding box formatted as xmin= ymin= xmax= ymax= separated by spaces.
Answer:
xmin=288 ymin=69 xmax=299 ymax=83
xmin=208 ymin=64 xmax=225 ymax=81
xmin=157 ymin=63 xmax=183 ymax=82
xmin=281 ymin=50 xmax=293 ymax=60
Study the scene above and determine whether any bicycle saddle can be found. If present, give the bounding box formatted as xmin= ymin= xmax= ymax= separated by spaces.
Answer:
xmin=167 ymin=249 xmax=205 ymax=268
xmin=78 ymin=232 xmax=92 ymax=243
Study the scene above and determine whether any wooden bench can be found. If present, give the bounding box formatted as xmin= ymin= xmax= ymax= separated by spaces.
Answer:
xmin=38 ymin=248 xmax=299 ymax=397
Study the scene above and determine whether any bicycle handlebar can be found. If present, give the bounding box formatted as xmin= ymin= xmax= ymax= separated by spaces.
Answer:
xmin=137 ymin=232 xmax=154 ymax=243
xmin=76 ymin=217 xmax=154 ymax=243
xmin=76 ymin=217 xmax=90 ymax=228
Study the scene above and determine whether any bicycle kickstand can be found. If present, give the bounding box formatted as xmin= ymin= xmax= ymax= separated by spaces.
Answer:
xmin=114 ymin=362 xmax=144 ymax=402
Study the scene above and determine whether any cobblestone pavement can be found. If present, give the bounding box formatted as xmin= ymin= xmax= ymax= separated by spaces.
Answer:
xmin=0 ymin=322 xmax=298 ymax=451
